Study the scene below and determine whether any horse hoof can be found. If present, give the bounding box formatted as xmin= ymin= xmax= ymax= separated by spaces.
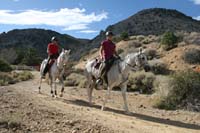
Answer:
xmin=60 ymin=94 xmax=63 ymax=97
xmin=101 ymin=107 xmax=105 ymax=111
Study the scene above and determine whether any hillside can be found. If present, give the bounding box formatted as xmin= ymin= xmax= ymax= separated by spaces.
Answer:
xmin=1 ymin=8 xmax=200 ymax=64
xmin=0 ymin=28 xmax=90 ymax=63
xmin=91 ymin=8 xmax=200 ymax=47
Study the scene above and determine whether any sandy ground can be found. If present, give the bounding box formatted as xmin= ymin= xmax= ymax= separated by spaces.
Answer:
xmin=0 ymin=71 xmax=200 ymax=133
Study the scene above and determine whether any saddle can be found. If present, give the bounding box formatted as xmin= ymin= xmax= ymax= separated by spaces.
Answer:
xmin=94 ymin=58 xmax=102 ymax=69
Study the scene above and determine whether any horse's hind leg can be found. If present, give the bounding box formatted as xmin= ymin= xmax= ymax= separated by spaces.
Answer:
xmin=101 ymin=86 xmax=111 ymax=111
xmin=60 ymin=78 xmax=64 ymax=97
xmin=87 ymin=83 xmax=94 ymax=105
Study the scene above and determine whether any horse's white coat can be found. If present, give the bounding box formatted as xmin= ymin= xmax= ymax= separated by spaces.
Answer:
xmin=85 ymin=50 xmax=149 ymax=112
xmin=38 ymin=49 xmax=71 ymax=97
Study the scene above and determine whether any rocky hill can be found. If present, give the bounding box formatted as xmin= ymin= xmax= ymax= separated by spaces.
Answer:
xmin=0 ymin=28 xmax=90 ymax=63
xmin=91 ymin=8 xmax=200 ymax=47
xmin=1 ymin=8 xmax=200 ymax=64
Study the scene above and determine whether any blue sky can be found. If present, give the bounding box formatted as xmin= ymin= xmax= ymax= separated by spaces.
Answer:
xmin=0 ymin=0 xmax=200 ymax=39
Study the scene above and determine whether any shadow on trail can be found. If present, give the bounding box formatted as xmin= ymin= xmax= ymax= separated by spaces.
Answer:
xmin=62 ymin=99 xmax=200 ymax=130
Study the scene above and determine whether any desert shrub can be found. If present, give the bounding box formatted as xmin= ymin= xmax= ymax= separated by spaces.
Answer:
xmin=142 ymin=39 xmax=150 ymax=44
xmin=183 ymin=32 xmax=200 ymax=45
xmin=120 ymin=32 xmax=129 ymax=41
xmin=0 ymin=59 xmax=12 ymax=72
xmin=137 ymin=36 xmax=145 ymax=42
xmin=16 ymin=71 xmax=34 ymax=81
xmin=0 ymin=71 xmax=33 ymax=86
xmin=128 ymin=41 xmax=142 ymax=48
xmin=183 ymin=49 xmax=200 ymax=64
xmin=155 ymin=70 xmax=200 ymax=111
xmin=149 ymin=60 xmax=169 ymax=75
xmin=161 ymin=31 xmax=178 ymax=50
xmin=129 ymin=36 xmax=137 ymax=40
xmin=117 ymin=49 xmax=124 ymax=54
xmin=113 ymin=36 xmax=122 ymax=43
xmin=144 ymin=49 xmax=157 ymax=60
xmin=128 ymin=71 xmax=156 ymax=94
xmin=64 ymin=73 xmax=87 ymax=88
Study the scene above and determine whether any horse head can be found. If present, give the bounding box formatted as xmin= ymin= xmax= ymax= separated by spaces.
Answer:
xmin=134 ymin=48 xmax=150 ymax=72
xmin=59 ymin=49 xmax=71 ymax=66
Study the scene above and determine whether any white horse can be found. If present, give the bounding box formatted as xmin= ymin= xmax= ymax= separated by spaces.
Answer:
xmin=85 ymin=49 xmax=150 ymax=113
xmin=38 ymin=49 xmax=71 ymax=97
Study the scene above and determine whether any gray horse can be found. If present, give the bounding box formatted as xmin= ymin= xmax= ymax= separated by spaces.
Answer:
xmin=85 ymin=48 xmax=150 ymax=113
xmin=38 ymin=49 xmax=71 ymax=97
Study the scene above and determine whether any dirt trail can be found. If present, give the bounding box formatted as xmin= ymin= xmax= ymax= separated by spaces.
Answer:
xmin=0 ymin=71 xmax=200 ymax=133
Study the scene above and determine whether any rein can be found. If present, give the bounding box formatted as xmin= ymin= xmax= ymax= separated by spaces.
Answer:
xmin=118 ymin=58 xmax=137 ymax=71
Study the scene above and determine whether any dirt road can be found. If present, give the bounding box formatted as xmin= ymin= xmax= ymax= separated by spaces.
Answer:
xmin=0 ymin=71 xmax=200 ymax=133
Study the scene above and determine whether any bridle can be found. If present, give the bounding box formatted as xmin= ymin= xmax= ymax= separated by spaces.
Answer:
xmin=118 ymin=58 xmax=137 ymax=71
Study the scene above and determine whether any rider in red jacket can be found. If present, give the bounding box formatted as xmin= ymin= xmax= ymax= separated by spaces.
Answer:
xmin=42 ymin=36 xmax=60 ymax=76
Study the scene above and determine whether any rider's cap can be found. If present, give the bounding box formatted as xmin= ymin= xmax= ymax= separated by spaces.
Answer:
xmin=105 ymin=31 xmax=114 ymax=36
xmin=51 ymin=36 xmax=58 ymax=42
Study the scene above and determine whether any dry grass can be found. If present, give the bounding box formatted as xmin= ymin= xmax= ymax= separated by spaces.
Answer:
xmin=64 ymin=73 xmax=87 ymax=88
xmin=0 ymin=71 xmax=33 ymax=86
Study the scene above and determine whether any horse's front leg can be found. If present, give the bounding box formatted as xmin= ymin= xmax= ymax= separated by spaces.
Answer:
xmin=87 ymin=82 xmax=94 ymax=105
xmin=60 ymin=77 xmax=64 ymax=97
xmin=101 ymin=86 xmax=111 ymax=111
xmin=120 ymin=83 xmax=130 ymax=113
xmin=50 ymin=78 xmax=54 ymax=97
xmin=38 ymin=76 xmax=42 ymax=94
xmin=53 ymin=77 xmax=57 ymax=98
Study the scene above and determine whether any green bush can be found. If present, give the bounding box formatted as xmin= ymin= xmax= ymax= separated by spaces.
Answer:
xmin=120 ymin=32 xmax=129 ymax=41
xmin=0 ymin=59 xmax=12 ymax=72
xmin=161 ymin=31 xmax=178 ymax=50
xmin=128 ymin=71 xmax=156 ymax=94
xmin=22 ymin=48 xmax=41 ymax=66
xmin=155 ymin=70 xmax=200 ymax=111
xmin=183 ymin=49 xmax=200 ymax=64
xmin=15 ymin=48 xmax=41 ymax=66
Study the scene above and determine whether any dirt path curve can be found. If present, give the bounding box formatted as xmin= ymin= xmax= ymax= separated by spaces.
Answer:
xmin=0 ymin=71 xmax=200 ymax=133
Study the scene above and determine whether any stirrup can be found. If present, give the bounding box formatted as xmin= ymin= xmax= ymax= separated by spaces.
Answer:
xmin=96 ymin=78 xmax=103 ymax=85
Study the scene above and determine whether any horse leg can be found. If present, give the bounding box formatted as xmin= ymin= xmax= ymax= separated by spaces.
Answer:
xmin=50 ymin=79 xmax=54 ymax=97
xmin=87 ymin=82 xmax=94 ymax=105
xmin=38 ymin=76 xmax=42 ymax=94
xmin=120 ymin=84 xmax=130 ymax=113
xmin=60 ymin=77 xmax=64 ymax=97
xmin=101 ymin=86 xmax=111 ymax=111
xmin=53 ymin=77 xmax=57 ymax=98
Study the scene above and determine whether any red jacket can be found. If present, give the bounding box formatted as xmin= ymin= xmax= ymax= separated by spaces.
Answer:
xmin=48 ymin=43 xmax=59 ymax=55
